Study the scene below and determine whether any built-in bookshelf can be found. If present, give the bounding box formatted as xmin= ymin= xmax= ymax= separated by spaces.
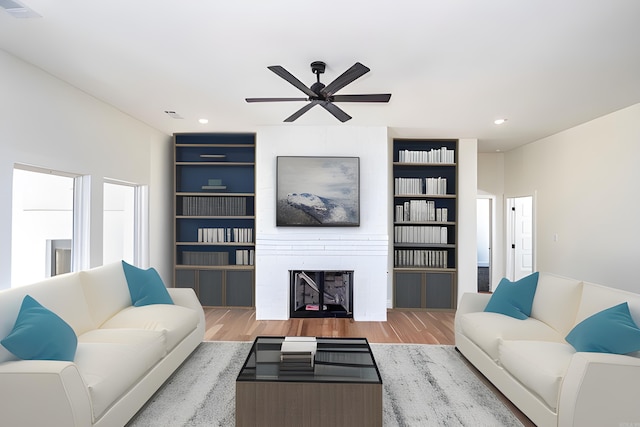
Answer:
xmin=173 ymin=133 xmax=255 ymax=307
xmin=392 ymin=139 xmax=457 ymax=310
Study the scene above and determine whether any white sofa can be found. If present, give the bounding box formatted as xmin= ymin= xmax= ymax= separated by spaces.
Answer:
xmin=456 ymin=273 xmax=640 ymax=427
xmin=0 ymin=261 xmax=205 ymax=427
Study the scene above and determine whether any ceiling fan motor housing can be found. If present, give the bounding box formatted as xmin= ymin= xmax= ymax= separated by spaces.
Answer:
xmin=310 ymin=61 xmax=326 ymax=75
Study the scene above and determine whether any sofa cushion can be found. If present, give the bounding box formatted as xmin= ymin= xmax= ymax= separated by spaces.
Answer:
xmin=121 ymin=261 xmax=174 ymax=307
xmin=100 ymin=304 xmax=199 ymax=351
xmin=74 ymin=330 xmax=166 ymax=420
xmin=499 ymin=340 xmax=575 ymax=411
xmin=79 ymin=328 xmax=167 ymax=348
xmin=1 ymin=295 xmax=77 ymax=362
xmin=459 ymin=311 xmax=564 ymax=361
xmin=566 ymin=302 xmax=640 ymax=354
xmin=0 ymin=272 xmax=94 ymax=363
xmin=80 ymin=262 xmax=132 ymax=327
xmin=484 ymin=272 xmax=539 ymax=319
xmin=531 ymin=273 xmax=583 ymax=336
xmin=575 ymin=281 xmax=640 ymax=326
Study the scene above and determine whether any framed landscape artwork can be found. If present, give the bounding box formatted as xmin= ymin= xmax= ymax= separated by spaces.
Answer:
xmin=276 ymin=156 xmax=360 ymax=227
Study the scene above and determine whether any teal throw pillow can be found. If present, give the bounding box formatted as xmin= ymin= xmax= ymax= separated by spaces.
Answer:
xmin=122 ymin=261 xmax=174 ymax=307
xmin=565 ymin=302 xmax=640 ymax=354
xmin=484 ymin=272 xmax=539 ymax=320
xmin=1 ymin=295 xmax=77 ymax=361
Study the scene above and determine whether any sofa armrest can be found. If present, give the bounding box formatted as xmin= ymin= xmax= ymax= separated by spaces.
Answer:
xmin=168 ymin=287 xmax=205 ymax=328
xmin=455 ymin=293 xmax=492 ymax=334
xmin=0 ymin=360 xmax=92 ymax=426
xmin=456 ymin=293 xmax=491 ymax=316
xmin=168 ymin=287 xmax=201 ymax=310
xmin=558 ymin=352 xmax=640 ymax=427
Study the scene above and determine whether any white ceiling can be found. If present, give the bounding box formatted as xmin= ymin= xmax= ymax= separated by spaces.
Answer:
xmin=2 ymin=0 xmax=639 ymax=152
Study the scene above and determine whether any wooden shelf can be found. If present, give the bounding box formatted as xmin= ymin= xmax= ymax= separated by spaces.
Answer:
xmin=174 ymin=133 xmax=256 ymax=308
xmin=392 ymin=139 xmax=458 ymax=310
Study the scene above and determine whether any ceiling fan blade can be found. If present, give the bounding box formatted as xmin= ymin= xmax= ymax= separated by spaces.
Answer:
xmin=331 ymin=94 xmax=392 ymax=103
xmin=283 ymin=101 xmax=319 ymax=122
xmin=245 ymin=97 xmax=308 ymax=103
xmin=321 ymin=62 xmax=370 ymax=97
xmin=320 ymin=101 xmax=352 ymax=122
xmin=268 ymin=65 xmax=317 ymax=98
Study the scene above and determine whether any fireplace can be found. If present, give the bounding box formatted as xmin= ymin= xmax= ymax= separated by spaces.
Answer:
xmin=290 ymin=270 xmax=353 ymax=318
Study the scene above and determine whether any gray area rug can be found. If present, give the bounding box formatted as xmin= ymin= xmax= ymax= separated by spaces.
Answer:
xmin=128 ymin=341 xmax=523 ymax=427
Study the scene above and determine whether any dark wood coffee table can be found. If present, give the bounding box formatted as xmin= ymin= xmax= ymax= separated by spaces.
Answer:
xmin=236 ymin=336 xmax=382 ymax=427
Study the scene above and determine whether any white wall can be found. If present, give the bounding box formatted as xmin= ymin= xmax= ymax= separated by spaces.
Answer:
xmin=504 ymin=103 xmax=640 ymax=292
xmin=457 ymin=139 xmax=479 ymax=301
xmin=255 ymin=126 xmax=390 ymax=320
xmin=0 ymin=50 xmax=172 ymax=289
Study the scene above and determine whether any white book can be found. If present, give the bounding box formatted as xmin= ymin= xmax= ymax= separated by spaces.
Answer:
xmin=281 ymin=337 xmax=317 ymax=356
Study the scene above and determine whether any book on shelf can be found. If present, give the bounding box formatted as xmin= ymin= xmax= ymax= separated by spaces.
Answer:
xmin=395 ymin=200 xmax=450 ymax=223
xmin=394 ymin=249 xmax=449 ymax=268
xmin=182 ymin=196 xmax=247 ymax=216
xmin=394 ymin=176 xmax=448 ymax=195
xmin=235 ymin=249 xmax=255 ymax=265
xmin=398 ymin=147 xmax=455 ymax=164
xmin=394 ymin=225 xmax=448 ymax=244
xmin=198 ymin=227 xmax=253 ymax=243
xmin=181 ymin=251 xmax=229 ymax=266
xmin=199 ymin=154 xmax=226 ymax=159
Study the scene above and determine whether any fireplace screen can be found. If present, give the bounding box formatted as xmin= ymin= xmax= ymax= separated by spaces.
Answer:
xmin=290 ymin=270 xmax=353 ymax=318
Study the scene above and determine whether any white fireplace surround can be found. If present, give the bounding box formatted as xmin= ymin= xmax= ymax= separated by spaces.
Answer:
xmin=254 ymin=126 xmax=478 ymax=321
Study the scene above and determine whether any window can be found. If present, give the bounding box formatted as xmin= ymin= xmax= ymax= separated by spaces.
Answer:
xmin=11 ymin=165 xmax=87 ymax=287
xmin=103 ymin=180 xmax=146 ymax=265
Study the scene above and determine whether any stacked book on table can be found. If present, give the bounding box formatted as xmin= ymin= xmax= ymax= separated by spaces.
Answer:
xmin=279 ymin=337 xmax=317 ymax=374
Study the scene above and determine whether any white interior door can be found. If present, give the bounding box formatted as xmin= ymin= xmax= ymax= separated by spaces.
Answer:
xmin=476 ymin=198 xmax=491 ymax=291
xmin=507 ymin=196 xmax=533 ymax=281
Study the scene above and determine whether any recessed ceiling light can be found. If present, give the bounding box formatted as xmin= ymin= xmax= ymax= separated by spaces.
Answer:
xmin=198 ymin=118 xmax=209 ymax=124
xmin=494 ymin=118 xmax=507 ymax=125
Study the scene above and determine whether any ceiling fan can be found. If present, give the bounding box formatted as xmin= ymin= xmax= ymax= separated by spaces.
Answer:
xmin=245 ymin=61 xmax=391 ymax=123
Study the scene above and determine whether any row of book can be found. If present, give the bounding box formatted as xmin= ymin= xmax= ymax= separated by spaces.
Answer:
xmin=182 ymin=251 xmax=229 ymax=266
xmin=395 ymin=249 xmax=449 ymax=268
xmin=395 ymin=200 xmax=449 ymax=222
xmin=197 ymin=227 xmax=253 ymax=243
xmin=235 ymin=249 xmax=255 ymax=266
xmin=181 ymin=196 xmax=247 ymax=216
xmin=398 ymin=147 xmax=455 ymax=164
xmin=181 ymin=250 xmax=255 ymax=266
xmin=394 ymin=225 xmax=449 ymax=244
xmin=394 ymin=177 xmax=449 ymax=195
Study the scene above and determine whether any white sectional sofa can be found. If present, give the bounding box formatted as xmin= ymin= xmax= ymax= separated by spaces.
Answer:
xmin=0 ymin=261 xmax=205 ymax=427
xmin=455 ymin=272 xmax=640 ymax=427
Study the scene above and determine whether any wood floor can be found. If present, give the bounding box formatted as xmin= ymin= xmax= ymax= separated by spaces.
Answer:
xmin=204 ymin=307 xmax=456 ymax=344
xmin=203 ymin=307 xmax=535 ymax=426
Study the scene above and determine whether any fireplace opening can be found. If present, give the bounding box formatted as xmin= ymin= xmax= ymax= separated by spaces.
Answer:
xmin=290 ymin=270 xmax=353 ymax=318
